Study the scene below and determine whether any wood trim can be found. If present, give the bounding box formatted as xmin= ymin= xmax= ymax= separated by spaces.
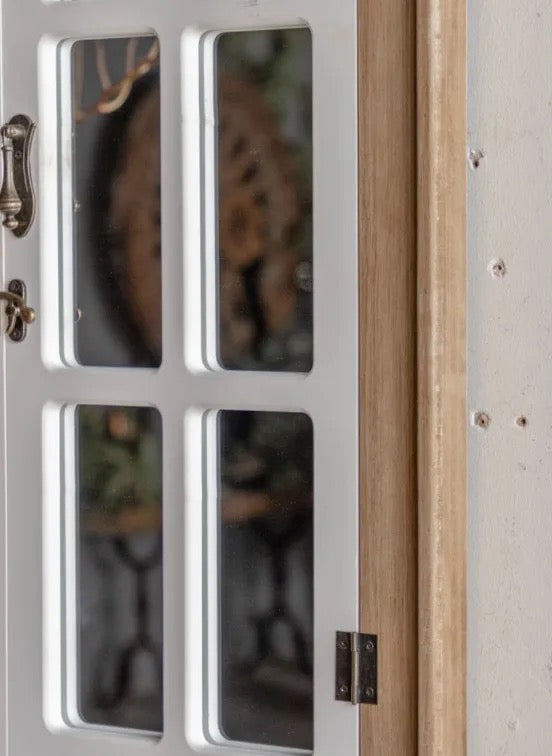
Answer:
xmin=417 ymin=1 xmax=467 ymax=754
xmin=358 ymin=0 xmax=418 ymax=753
xmin=359 ymin=0 xmax=466 ymax=753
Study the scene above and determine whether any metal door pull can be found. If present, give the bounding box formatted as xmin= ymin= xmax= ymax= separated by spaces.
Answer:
xmin=0 ymin=279 xmax=35 ymax=341
xmin=0 ymin=115 xmax=36 ymax=237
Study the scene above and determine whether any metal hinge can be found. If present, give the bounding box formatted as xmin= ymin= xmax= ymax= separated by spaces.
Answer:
xmin=335 ymin=631 xmax=378 ymax=705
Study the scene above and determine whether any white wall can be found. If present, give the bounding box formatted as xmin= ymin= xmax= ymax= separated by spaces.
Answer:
xmin=468 ymin=2 xmax=552 ymax=754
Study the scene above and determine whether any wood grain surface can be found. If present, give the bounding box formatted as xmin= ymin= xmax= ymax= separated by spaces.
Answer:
xmin=358 ymin=0 xmax=418 ymax=753
xmin=417 ymin=1 xmax=467 ymax=754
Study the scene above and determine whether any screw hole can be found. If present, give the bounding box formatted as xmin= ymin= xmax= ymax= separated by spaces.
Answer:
xmin=469 ymin=149 xmax=485 ymax=170
xmin=489 ymin=258 xmax=507 ymax=278
xmin=474 ymin=411 xmax=490 ymax=429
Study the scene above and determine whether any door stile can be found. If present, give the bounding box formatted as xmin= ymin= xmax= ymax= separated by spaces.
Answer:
xmin=358 ymin=0 xmax=418 ymax=753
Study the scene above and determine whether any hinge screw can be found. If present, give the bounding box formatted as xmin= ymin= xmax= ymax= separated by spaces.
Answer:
xmin=338 ymin=640 xmax=348 ymax=650
xmin=365 ymin=641 xmax=375 ymax=652
xmin=338 ymin=684 xmax=349 ymax=695
xmin=366 ymin=687 xmax=375 ymax=698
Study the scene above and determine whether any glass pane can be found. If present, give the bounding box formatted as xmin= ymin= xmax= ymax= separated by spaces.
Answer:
xmin=71 ymin=37 xmax=161 ymax=367
xmin=75 ymin=405 xmax=163 ymax=732
xmin=218 ymin=410 xmax=313 ymax=749
xmin=216 ymin=29 xmax=313 ymax=372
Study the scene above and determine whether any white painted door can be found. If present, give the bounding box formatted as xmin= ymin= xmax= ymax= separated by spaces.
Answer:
xmin=0 ymin=0 xmax=359 ymax=754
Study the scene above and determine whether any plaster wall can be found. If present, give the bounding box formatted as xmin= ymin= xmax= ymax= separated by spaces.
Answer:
xmin=468 ymin=2 xmax=552 ymax=753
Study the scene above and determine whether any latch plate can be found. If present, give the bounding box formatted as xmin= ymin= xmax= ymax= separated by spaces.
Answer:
xmin=0 ymin=279 xmax=36 ymax=342
xmin=335 ymin=631 xmax=377 ymax=705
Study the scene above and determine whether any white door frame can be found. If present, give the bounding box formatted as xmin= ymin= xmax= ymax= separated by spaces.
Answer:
xmin=0 ymin=1 xmax=361 ymax=755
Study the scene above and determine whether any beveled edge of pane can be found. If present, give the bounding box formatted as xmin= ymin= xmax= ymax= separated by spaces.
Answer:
xmin=42 ymin=400 xmax=164 ymax=742
xmin=211 ymin=30 xmax=314 ymax=376
xmin=182 ymin=26 xmax=314 ymax=380
xmin=39 ymin=32 xmax=162 ymax=372
xmin=184 ymin=406 xmax=313 ymax=754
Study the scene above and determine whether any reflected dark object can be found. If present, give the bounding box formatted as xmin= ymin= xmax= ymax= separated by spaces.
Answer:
xmin=72 ymin=31 xmax=312 ymax=371
xmin=72 ymin=38 xmax=161 ymax=367
xmin=216 ymin=29 xmax=313 ymax=372
xmin=76 ymin=405 xmax=163 ymax=732
xmin=91 ymin=536 xmax=163 ymax=713
xmin=219 ymin=410 xmax=313 ymax=750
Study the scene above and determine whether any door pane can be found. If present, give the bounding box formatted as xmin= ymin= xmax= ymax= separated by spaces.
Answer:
xmin=74 ymin=405 xmax=163 ymax=732
xmin=70 ymin=37 xmax=161 ymax=367
xmin=218 ymin=410 xmax=313 ymax=749
xmin=216 ymin=29 xmax=313 ymax=372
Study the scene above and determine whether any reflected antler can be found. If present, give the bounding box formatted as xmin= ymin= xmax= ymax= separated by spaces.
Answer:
xmin=75 ymin=39 xmax=159 ymax=123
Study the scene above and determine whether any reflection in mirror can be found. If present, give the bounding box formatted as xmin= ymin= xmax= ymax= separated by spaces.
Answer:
xmin=71 ymin=37 xmax=161 ymax=366
xmin=218 ymin=410 xmax=313 ymax=749
xmin=75 ymin=405 xmax=163 ymax=732
xmin=216 ymin=29 xmax=313 ymax=372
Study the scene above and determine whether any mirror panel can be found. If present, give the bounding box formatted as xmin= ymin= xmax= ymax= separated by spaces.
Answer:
xmin=70 ymin=37 xmax=161 ymax=367
xmin=73 ymin=405 xmax=163 ymax=732
xmin=216 ymin=29 xmax=313 ymax=372
xmin=218 ymin=409 xmax=313 ymax=749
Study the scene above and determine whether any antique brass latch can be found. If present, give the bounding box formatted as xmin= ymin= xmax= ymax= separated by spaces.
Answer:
xmin=0 ymin=115 xmax=36 ymax=237
xmin=0 ymin=280 xmax=35 ymax=341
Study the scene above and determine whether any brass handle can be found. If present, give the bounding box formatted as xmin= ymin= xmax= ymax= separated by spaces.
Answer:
xmin=0 ymin=116 xmax=36 ymax=237
xmin=0 ymin=280 xmax=35 ymax=341
xmin=0 ymin=125 xmax=24 ymax=231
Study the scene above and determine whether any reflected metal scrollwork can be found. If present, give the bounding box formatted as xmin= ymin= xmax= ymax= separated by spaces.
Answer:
xmin=91 ymin=534 xmax=163 ymax=713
